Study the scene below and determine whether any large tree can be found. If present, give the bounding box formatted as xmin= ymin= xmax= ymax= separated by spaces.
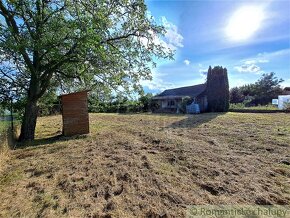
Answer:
xmin=206 ymin=66 xmax=229 ymax=112
xmin=238 ymin=72 xmax=284 ymax=105
xmin=251 ymin=72 xmax=284 ymax=105
xmin=0 ymin=0 xmax=173 ymax=141
xmin=230 ymin=87 xmax=244 ymax=104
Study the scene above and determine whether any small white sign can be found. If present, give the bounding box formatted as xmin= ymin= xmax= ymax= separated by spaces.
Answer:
xmin=272 ymin=99 xmax=278 ymax=105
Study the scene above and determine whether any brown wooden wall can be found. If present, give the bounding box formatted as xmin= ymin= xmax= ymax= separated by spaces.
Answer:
xmin=60 ymin=91 xmax=89 ymax=136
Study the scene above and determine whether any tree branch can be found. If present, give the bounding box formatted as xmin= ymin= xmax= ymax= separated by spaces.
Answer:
xmin=101 ymin=31 xmax=139 ymax=44
xmin=0 ymin=1 xmax=35 ymax=73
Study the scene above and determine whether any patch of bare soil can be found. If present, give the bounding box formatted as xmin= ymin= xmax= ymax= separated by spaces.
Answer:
xmin=0 ymin=113 xmax=289 ymax=217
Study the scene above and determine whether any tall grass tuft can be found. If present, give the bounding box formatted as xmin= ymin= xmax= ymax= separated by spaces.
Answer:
xmin=0 ymin=122 xmax=10 ymax=173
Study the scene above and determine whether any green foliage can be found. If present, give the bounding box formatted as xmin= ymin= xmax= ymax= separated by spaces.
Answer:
xmin=38 ymin=89 xmax=59 ymax=116
xmin=254 ymin=72 xmax=283 ymax=104
xmin=206 ymin=66 xmax=230 ymax=112
xmin=88 ymin=89 xmax=113 ymax=113
xmin=0 ymin=0 xmax=173 ymax=140
xmin=237 ymin=73 xmax=283 ymax=105
xmin=242 ymin=96 xmax=254 ymax=107
xmin=88 ymin=92 xmax=156 ymax=113
xmin=229 ymin=103 xmax=246 ymax=110
xmin=11 ymin=98 xmax=26 ymax=121
xmin=0 ymin=121 xmax=9 ymax=133
xmin=230 ymin=87 xmax=244 ymax=103
xmin=139 ymin=93 xmax=154 ymax=112
xmin=180 ymin=96 xmax=192 ymax=113
xmin=0 ymin=0 xmax=172 ymax=96
xmin=0 ymin=121 xmax=9 ymax=156
xmin=229 ymin=103 xmax=278 ymax=110
xmin=283 ymin=102 xmax=290 ymax=111
xmin=149 ymin=100 xmax=160 ymax=112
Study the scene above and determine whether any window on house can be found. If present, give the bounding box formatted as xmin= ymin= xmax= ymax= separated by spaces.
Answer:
xmin=167 ymin=100 xmax=175 ymax=106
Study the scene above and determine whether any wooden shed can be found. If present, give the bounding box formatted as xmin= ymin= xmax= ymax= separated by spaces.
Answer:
xmin=60 ymin=90 xmax=90 ymax=136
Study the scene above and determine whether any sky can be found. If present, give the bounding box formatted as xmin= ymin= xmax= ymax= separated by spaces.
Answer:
xmin=141 ymin=0 xmax=290 ymax=94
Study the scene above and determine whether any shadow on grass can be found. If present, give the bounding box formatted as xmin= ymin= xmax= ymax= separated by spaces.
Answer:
xmin=14 ymin=134 xmax=89 ymax=150
xmin=165 ymin=112 xmax=225 ymax=129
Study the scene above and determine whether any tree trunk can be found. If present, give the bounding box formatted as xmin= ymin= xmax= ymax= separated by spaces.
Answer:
xmin=19 ymin=100 xmax=39 ymax=141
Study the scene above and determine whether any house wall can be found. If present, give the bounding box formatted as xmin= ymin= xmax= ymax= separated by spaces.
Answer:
xmin=161 ymin=99 xmax=181 ymax=109
xmin=154 ymin=99 xmax=182 ymax=113
xmin=155 ymin=96 xmax=207 ymax=113
xmin=161 ymin=100 xmax=168 ymax=108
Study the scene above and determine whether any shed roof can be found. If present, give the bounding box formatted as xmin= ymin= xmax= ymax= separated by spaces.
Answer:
xmin=154 ymin=84 xmax=206 ymax=99
xmin=59 ymin=90 xmax=90 ymax=98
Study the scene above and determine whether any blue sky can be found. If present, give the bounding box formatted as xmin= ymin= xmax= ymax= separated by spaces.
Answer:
xmin=141 ymin=0 xmax=290 ymax=93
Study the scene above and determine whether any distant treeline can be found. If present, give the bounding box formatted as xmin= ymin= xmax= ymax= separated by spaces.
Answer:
xmin=88 ymin=93 xmax=158 ymax=113
xmin=230 ymin=72 xmax=285 ymax=106
xmin=1 ymin=72 xmax=286 ymax=117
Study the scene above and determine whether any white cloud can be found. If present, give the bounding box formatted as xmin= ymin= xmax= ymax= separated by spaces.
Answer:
xmin=244 ymin=59 xmax=269 ymax=65
xmin=141 ymin=79 xmax=173 ymax=91
xmin=240 ymin=49 xmax=289 ymax=66
xmin=198 ymin=68 xmax=208 ymax=80
xmin=234 ymin=64 xmax=263 ymax=74
xmin=234 ymin=48 xmax=290 ymax=75
xmin=140 ymin=70 xmax=174 ymax=91
xmin=257 ymin=48 xmax=290 ymax=58
xmin=235 ymin=54 xmax=270 ymax=74
xmin=198 ymin=68 xmax=208 ymax=73
xmin=184 ymin=59 xmax=190 ymax=65
xmin=139 ymin=17 xmax=183 ymax=54
xmin=200 ymin=72 xmax=207 ymax=80
xmin=258 ymin=59 xmax=269 ymax=63
xmin=244 ymin=60 xmax=256 ymax=65
xmin=161 ymin=16 xmax=184 ymax=50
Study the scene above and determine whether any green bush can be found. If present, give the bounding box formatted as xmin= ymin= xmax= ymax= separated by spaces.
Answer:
xmin=149 ymin=101 xmax=160 ymax=112
xmin=230 ymin=103 xmax=278 ymax=110
xmin=229 ymin=103 xmax=245 ymax=109
xmin=283 ymin=102 xmax=290 ymax=111
xmin=180 ymin=97 xmax=193 ymax=113
xmin=88 ymin=93 xmax=155 ymax=113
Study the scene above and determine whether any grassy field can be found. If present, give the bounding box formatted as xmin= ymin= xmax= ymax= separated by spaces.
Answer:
xmin=0 ymin=113 xmax=290 ymax=217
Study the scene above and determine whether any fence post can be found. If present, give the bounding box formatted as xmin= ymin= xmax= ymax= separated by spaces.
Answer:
xmin=10 ymin=98 xmax=13 ymax=132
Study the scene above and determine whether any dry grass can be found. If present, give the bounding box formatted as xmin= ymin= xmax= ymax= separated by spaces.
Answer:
xmin=0 ymin=112 xmax=290 ymax=217
xmin=0 ymin=122 xmax=10 ymax=173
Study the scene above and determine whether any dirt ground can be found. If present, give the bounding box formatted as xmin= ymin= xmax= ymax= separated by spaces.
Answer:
xmin=0 ymin=112 xmax=289 ymax=217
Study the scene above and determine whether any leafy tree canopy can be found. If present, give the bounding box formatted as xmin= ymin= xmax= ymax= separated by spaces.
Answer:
xmin=230 ymin=87 xmax=244 ymax=104
xmin=235 ymin=72 xmax=284 ymax=105
xmin=0 ymin=0 xmax=173 ymax=140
